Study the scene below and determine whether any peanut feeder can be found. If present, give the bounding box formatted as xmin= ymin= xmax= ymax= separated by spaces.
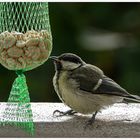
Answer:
xmin=0 ymin=2 xmax=52 ymax=135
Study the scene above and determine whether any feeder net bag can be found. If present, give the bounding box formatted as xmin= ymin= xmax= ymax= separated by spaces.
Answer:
xmin=0 ymin=2 xmax=52 ymax=135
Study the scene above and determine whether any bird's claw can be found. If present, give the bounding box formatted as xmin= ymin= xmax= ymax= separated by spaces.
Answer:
xmin=84 ymin=118 xmax=95 ymax=130
xmin=84 ymin=111 xmax=98 ymax=130
xmin=53 ymin=109 xmax=77 ymax=117
xmin=53 ymin=110 xmax=65 ymax=116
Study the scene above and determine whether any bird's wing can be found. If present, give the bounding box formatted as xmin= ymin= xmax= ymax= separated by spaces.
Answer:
xmin=70 ymin=64 xmax=132 ymax=98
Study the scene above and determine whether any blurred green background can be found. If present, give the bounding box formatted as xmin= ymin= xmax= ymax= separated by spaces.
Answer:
xmin=0 ymin=2 xmax=140 ymax=102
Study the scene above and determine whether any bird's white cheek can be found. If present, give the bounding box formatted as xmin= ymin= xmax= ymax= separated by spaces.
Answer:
xmin=62 ymin=61 xmax=81 ymax=70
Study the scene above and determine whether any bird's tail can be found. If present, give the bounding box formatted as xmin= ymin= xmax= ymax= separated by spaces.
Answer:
xmin=124 ymin=94 xmax=140 ymax=103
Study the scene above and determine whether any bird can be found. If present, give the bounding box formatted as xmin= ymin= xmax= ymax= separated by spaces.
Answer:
xmin=50 ymin=53 xmax=140 ymax=126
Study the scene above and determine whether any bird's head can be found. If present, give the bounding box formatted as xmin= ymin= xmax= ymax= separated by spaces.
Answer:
xmin=50 ymin=53 xmax=85 ymax=71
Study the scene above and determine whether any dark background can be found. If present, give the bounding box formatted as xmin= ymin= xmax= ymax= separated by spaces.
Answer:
xmin=1 ymin=2 xmax=140 ymax=102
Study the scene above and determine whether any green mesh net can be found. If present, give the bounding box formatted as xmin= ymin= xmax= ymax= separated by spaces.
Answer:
xmin=0 ymin=2 xmax=52 ymax=136
xmin=1 ymin=72 xmax=34 ymax=135
xmin=0 ymin=2 xmax=51 ymax=33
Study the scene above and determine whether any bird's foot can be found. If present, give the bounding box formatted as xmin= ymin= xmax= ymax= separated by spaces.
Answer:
xmin=53 ymin=109 xmax=77 ymax=117
xmin=84 ymin=111 xmax=98 ymax=129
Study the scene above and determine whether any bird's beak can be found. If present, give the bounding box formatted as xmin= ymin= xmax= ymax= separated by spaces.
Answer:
xmin=49 ymin=56 xmax=60 ymax=62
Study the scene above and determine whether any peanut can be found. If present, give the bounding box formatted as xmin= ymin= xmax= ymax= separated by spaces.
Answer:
xmin=7 ymin=46 xmax=23 ymax=58
xmin=4 ymin=35 xmax=16 ymax=48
